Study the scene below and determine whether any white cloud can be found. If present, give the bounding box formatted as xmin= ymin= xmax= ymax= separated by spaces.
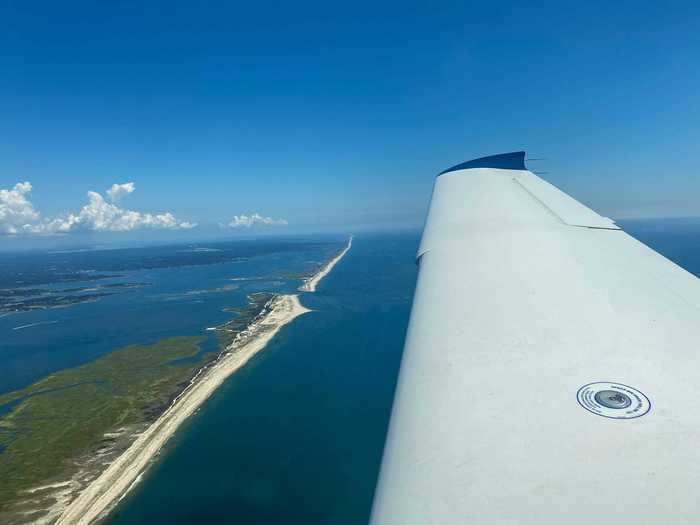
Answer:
xmin=0 ymin=182 xmax=41 ymax=234
xmin=0 ymin=181 xmax=196 ymax=235
xmin=227 ymin=213 xmax=288 ymax=228
xmin=106 ymin=182 xmax=135 ymax=202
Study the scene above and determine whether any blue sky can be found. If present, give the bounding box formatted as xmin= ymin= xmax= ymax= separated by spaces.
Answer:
xmin=1 ymin=1 xmax=699 ymax=244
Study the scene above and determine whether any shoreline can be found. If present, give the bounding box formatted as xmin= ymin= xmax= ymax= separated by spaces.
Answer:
xmin=299 ymin=236 xmax=353 ymax=292
xmin=55 ymin=295 xmax=309 ymax=525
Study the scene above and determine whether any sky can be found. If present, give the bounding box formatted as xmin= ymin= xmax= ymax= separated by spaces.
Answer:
xmin=1 ymin=1 xmax=699 ymax=246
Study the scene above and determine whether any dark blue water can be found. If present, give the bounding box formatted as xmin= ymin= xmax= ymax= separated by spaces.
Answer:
xmin=618 ymin=218 xmax=700 ymax=276
xmin=107 ymin=222 xmax=700 ymax=525
xmin=107 ymin=234 xmax=418 ymax=524
xmin=3 ymin=223 xmax=699 ymax=524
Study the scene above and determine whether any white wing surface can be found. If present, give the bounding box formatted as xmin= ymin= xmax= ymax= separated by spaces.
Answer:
xmin=370 ymin=152 xmax=700 ymax=524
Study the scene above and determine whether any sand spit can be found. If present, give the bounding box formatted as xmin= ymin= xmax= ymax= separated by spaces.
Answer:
xmin=299 ymin=236 xmax=352 ymax=293
xmin=56 ymin=295 xmax=309 ymax=525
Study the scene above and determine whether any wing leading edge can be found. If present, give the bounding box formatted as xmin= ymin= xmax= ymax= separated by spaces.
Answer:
xmin=371 ymin=152 xmax=700 ymax=524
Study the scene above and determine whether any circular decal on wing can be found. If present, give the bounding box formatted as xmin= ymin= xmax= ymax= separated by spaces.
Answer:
xmin=576 ymin=382 xmax=651 ymax=419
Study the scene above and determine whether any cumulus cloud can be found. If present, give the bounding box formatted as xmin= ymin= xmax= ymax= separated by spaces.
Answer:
xmin=227 ymin=213 xmax=288 ymax=228
xmin=0 ymin=181 xmax=196 ymax=235
xmin=0 ymin=182 xmax=41 ymax=234
xmin=106 ymin=182 xmax=135 ymax=202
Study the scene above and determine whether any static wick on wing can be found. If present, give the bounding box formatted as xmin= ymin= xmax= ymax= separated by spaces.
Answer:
xmin=526 ymin=157 xmax=548 ymax=174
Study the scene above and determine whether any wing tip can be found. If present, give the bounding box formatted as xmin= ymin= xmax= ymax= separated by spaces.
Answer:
xmin=438 ymin=151 xmax=526 ymax=175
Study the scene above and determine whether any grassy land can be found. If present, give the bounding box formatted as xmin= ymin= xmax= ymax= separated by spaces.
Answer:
xmin=0 ymin=292 xmax=276 ymax=518
xmin=0 ymin=336 xmax=207 ymax=513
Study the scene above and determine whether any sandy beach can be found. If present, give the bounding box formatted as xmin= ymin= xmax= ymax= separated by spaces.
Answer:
xmin=56 ymin=295 xmax=309 ymax=525
xmin=299 ymin=236 xmax=352 ymax=292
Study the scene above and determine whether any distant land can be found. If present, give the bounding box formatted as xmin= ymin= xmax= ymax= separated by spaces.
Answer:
xmin=0 ymin=239 xmax=335 ymax=317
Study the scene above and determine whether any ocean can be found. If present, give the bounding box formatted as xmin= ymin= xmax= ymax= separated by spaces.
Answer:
xmin=104 ymin=234 xmax=418 ymax=524
xmin=1 ymin=223 xmax=699 ymax=523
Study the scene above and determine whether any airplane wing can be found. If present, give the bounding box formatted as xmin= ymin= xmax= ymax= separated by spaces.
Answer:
xmin=370 ymin=152 xmax=700 ymax=524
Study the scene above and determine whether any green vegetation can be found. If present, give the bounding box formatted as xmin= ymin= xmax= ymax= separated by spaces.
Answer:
xmin=0 ymin=336 xmax=208 ymax=512
xmin=0 ymin=293 xmax=276 ymax=518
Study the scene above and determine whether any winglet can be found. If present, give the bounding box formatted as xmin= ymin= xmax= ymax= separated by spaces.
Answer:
xmin=439 ymin=151 xmax=526 ymax=175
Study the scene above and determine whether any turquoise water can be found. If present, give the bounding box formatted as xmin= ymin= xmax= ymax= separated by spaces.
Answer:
xmin=107 ymin=234 xmax=418 ymax=524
